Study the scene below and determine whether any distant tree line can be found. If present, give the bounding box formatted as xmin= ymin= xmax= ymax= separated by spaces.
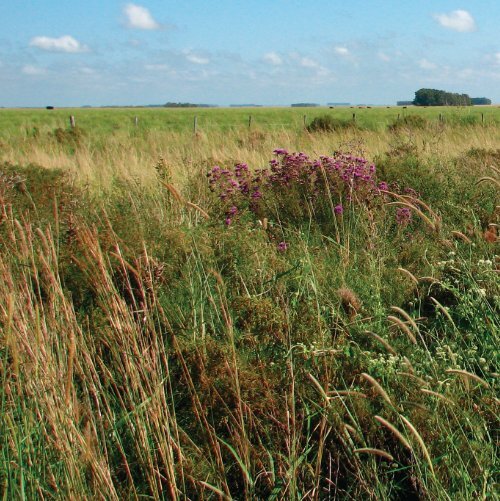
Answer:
xmin=163 ymin=102 xmax=214 ymax=108
xmin=413 ymin=89 xmax=472 ymax=106
xmin=470 ymin=97 xmax=492 ymax=105
xmin=291 ymin=103 xmax=319 ymax=107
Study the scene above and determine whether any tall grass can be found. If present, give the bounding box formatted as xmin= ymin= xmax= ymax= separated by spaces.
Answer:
xmin=0 ymin=113 xmax=498 ymax=499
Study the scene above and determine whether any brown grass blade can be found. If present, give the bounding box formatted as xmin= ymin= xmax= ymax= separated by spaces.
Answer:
xmin=399 ymin=414 xmax=435 ymax=475
xmin=353 ymin=448 xmax=394 ymax=461
xmin=445 ymin=369 xmax=490 ymax=388
xmin=360 ymin=373 xmax=393 ymax=406
xmin=374 ymin=415 xmax=412 ymax=451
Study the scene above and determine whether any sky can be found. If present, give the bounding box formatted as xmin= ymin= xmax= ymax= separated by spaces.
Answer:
xmin=1 ymin=1 xmax=499 ymax=107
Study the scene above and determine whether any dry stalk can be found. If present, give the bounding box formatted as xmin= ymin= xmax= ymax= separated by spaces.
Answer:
xmin=374 ymin=415 xmax=412 ymax=451
xmin=387 ymin=315 xmax=417 ymax=345
xmin=420 ymin=389 xmax=455 ymax=405
xmin=390 ymin=306 xmax=420 ymax=334
xmin=360 ymin=373 xmax=393 ymax=407
xmin=451 ymin=231 xmax=472 ymax=244
xmin=397 ymin=267 xmax=419 ymax=285
xmin=399 ymin=414 xmax=435 ymax=475
xmin=353 ymin=448 xmax=394 ymax=461
xmin=445 ymin=369 xmax=490 ymax=388
xmin=429 ymin=297 xmax=456 ymax=329
xmin=364 ymin=330 xmax=397 ymax=355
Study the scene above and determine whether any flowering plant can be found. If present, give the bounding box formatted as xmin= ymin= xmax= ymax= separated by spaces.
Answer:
xmin=208 ymin=149 xmax=414 ymax=230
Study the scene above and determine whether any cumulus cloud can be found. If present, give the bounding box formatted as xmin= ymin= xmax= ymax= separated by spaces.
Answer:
xmin=30 ymin=35 xmax=89 ymax=53
xmin=186 ymin=53 xmax=210 ymax=65
xmin=263 ymin=52 xmax=283 ymax=65
xmin=124 ymin=4 xmax=160 ymax=30
xmin=434 ymin=10 xmax=476 ymax=32
xmin=334 ymin=46 xmax=350 ymax=56
xmin=419 ymin=58 xmax=437 ymax=70
xmin=299 ymin=57 xmax=320 ymax=68
xmin=22 ymin=65 xmax=47 ymax=75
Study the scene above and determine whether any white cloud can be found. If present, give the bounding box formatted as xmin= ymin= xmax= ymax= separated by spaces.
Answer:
xmin=186 ymin=53 xmax=210 ymax=65
xmin=30 ymin=35 xmax=89 ymax=53
xmin=334 ymin=46 xmax=350 ymax=56
xmin=22 ymin=65 xmax=47 ymax=75
xmin=495 ymin=52 xmax=500 ymax=65
xmin=419 ymin=58 xmax=437 ymax=70
xmin=145 ymin=63 xmax=169 ymax=71
xmin=263 ymin=52 xmax=283 ymax=65
xmin=124 ymin=4 xmax=160 ymax=30
xmin=434 ymin=10 xmax=476 ymax=32
xmin=299 ymin=57 xmax=320 ymax=68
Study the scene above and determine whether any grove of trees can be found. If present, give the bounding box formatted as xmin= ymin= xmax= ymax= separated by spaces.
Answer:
xmin=413 ymin=88 xmax=472 ymax=106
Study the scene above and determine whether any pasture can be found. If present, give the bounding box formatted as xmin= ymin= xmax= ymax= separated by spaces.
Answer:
xmin=0 ymin=106 xmax=498 ymax=499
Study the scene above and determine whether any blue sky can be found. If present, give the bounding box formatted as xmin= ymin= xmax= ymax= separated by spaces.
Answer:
xmin=1 ymin=1 xmax=499 ymax=106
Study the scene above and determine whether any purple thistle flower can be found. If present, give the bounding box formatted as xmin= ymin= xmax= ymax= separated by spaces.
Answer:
xmin=334 ymin=204 xmax=343 ymax=215
xmin=396 ymin=207 xmax=412 ymax=225
xmin=277 ymin=241 xmax=288 ymax=252
xmin=225 ymin=217 xmax=232 ymax=226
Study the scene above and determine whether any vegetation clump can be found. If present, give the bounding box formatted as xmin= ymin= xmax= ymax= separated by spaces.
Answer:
xmin=306 ymin=114 xmax=356 ymax=132
xmin=0 ymin=110 xmax=498 ymax=500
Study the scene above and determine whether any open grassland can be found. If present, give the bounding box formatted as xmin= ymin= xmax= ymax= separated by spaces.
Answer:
xmin=0 ymin=108 xmax=499 ymax=499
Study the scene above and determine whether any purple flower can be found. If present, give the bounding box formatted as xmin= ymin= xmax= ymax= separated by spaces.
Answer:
xmin=396 ymin=207 xmax=412 ymax=225
xmin=225 ymin=217 xmax=232 ymax=226
xmin=277 ymin=241 xmax=288 ymax=252
xmin=273 ymin=148 xmax=288 ymax=155
xmin=378 ymin=182 xmax=388 ymax=191
xmin=228 ymin=206 xmax=238 ymax=215
xmin=334 ymin=204 xmax=343 ymax=215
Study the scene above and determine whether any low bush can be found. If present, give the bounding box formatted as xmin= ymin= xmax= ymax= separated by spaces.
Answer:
xmin=307 ymin=114 xmax=356 ymax=132
xmin=388 ymin=114 xmax=428 ymax=131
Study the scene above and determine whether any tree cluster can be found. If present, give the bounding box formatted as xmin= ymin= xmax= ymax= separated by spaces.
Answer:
xmin=471 ymin=97 xmax=492 ymax=105
xmin=413 ymin=88 xmax=471 ymax=106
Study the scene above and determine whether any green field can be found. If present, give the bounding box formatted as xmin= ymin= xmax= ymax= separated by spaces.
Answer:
xmin=0 ymin=107 xmax=498 ymax=499
xmin=1 ymin=104 xmax=500 ymax=135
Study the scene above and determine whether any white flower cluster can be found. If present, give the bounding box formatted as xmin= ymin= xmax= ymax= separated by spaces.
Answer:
xmin=477 ymin=259 xmax=493 ymax=267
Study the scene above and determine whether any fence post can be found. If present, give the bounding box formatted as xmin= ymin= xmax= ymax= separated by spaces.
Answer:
xmin=439 ymin=113 xmax=443 ymax=123
xmin=134 ymin=116 xmax=139 ymax=127
xmin=481 ymin=113 xmax=484 ymax=125
xmin=193 ymin=115 xmax=198 ymax=134
xmin=69 ymin=115 xmax=76 ymax=128
xmin=303 ymin=114 xmax=307 ymax=129
xmin=248 ymin=115 xmax=252 ymax=129
xmin=397 ymin=113 xmax=400 ymax=121
xmin=352 ymin=113 xmax=356 ymax=122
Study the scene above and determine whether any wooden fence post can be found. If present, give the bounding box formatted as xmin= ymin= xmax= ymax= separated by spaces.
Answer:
xmin=69 ymin=115 xmax=76 ymax=128
xmin=134 ymin=116 xmax=139 ymax=127
xmin=352 ymin=113 xmax=356 ymax=122
xmin=303 ymin=115 xmax=307 ymax=129
xmin=193 ymin=115 xmax=198 ymax=134
xmin=481 ymin=113 xmax=484 ymax=125
xmin=248 ymin=115 xmax=252 ymax=129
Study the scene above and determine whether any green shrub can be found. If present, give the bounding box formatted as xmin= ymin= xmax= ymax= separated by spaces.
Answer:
xmin=307 ymin=114 xmax=356 ymax=132
xmin=388 ymin=114 xmax=428 ymax=131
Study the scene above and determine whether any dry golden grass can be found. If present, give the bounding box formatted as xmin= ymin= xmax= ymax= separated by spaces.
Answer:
xmin=1 ymin=124 xmax=499 ymax=192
